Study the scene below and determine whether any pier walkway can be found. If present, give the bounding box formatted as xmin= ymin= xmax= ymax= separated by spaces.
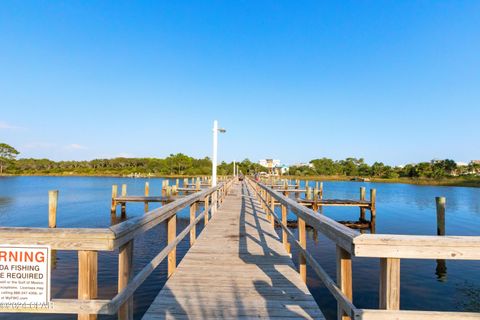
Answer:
xmin=142 ymin=182 xmax=325 ymax=319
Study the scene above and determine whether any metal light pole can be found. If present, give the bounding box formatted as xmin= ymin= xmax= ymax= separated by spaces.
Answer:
xmin=212 ymin=120 xmax=226 ymax=187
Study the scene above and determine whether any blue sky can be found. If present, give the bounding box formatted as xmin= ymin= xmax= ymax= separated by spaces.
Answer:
xmin=1 ymin=1 xmax=479 ymax=166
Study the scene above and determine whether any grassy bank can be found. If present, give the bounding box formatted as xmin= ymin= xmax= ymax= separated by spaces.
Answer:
xmin=281 ymin=175 xmax=480 ymax=188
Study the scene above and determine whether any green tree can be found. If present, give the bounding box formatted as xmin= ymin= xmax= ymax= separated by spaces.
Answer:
xmin=0 ymin=143 xmax=20 ymax=174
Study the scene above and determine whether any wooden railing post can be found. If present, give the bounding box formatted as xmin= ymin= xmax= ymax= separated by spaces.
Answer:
xmin=167 ymin=214 xmax=177 ymax=277
xmin=211 ymin=192 xmax=217 ymax=216
xmin=204 ymin=195 xmax=209 ymax=225
xmin=144 ymin=182 xmax=149 ymax=213
xmin=379 ymin=258 xmax=400 ymax=310
xmin=270 ymin=195 xmax=275 ymax=226
xmin=118 ymin=240 xmax=133 ymax=320
xmin=78 ymin=250 xmax=98 ymax=320
xmin=111 ymin=185 xmax=118 ymax=214
xmin=281 ymin=202 xmax=290 ymax=253
xmin=336 ymin=246 xmax=352 ymax=320
xmin=190 ymin=202 xmax=197 ymax=246
xmin=298 ymin=217 xmax=306 ymax=283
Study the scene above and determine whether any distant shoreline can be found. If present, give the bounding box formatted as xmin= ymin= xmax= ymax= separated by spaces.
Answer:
xmin=282 ymin=175 xmax=480 ymax=188
xmin=1 ymin=173 xmax=479 ymax=188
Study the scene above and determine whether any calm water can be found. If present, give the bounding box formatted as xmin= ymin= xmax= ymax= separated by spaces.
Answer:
xmin=0 ymin=177 xmax=479 ymax=319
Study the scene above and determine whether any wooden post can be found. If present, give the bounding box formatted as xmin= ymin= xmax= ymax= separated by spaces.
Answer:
xmin=298 ymin=217 xmax=306 ymax=283
xmin=190 ymin=202 xmax=197 ymax=246
xmin=319 ymin=182 xmax=324 ymax=200
xmin=360 ymin=187 xmax=366 ymax=221
xmin=204 ymin=195 xmax=209 ymax=225
xmin=48 ymin=190 xmax=58 ymax=228
xmin=211 ymin=192 xmax=217 ymax=216
xmin=121 ymin=184 xmax=127 ymax=217
xmin=379 ymin=258 xmax=400 ymax=310
xmin=49 ymin=190 xmax=58 ymax=269
xmin=295 ymin=180 xmax=300 ymax=199
xmin=167 ymin=214 xmax=176 ymax=277
xmin=118 ymin=240 xmax=133 ymax=320
xmin=111 ymin=185 xmax=118 ymax=214
xmin=281 ymin=204 xmax=287 ymax=247
xmin=78 ymin=251 xmax=98 ymax=320
xmin=144 ymin=182 xmax=149 ymax=213
xmin=436 ymin=197 xmax=446 ymax=236
xmin=305 ymin=180 xmax=310 ymax=200
xmin=435 ymin=197 xmax=447 ymax=280
xmin=336 ymin=246 xmax=352 ymax=320
xmin=162 ymin=180 xmax=166 ymax=199
xmin=370 ymin=188 xmax=377 ymax=219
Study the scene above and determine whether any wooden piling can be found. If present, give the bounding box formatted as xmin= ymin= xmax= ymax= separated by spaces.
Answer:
xmin=144 ymin=182 xmax=149 ymax=213
xmin=435 ymin=197 xmax=447 ymax=280
xmin=436 ymin=197 xmax=446 ymax=236
xmin=49 ymin=190 xmax=58 ymax=269
xmin=370 ymin=188 xmax=377 ymax=219
xmin=360 ymin=187 xmax=366 ymax=220
xmin=121 ymin=184 xmax=127 ymax=217
xmin=111 ymin=185 xmax=118 ymax=214
xmin=48 ymin=190 xmax=58 ymax=228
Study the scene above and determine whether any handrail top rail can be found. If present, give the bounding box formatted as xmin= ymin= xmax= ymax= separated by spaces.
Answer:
xmin=251 ymin=178 xmax=359 ymax=253
xmin=110 ymin=182 xmax=225 ymax=243
xmin=251 ymin=178 xmax=480 ymax=260
xmin=0 ymin=181 xmax=230 ymax=251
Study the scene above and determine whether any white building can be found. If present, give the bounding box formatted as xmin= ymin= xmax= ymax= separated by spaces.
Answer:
xmin=259 ymin=159 xmax=281 ymax=168
xmin=259 ymin=159 xmax=288 ymax=175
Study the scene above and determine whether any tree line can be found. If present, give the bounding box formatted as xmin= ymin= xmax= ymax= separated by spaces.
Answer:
xmin=1 ymin=142 xmax=478 ymax=179
xmin=289 ymin=157 xmax=480 ymax=179
xmin=0 ymin=143 xmax=263 ymax=175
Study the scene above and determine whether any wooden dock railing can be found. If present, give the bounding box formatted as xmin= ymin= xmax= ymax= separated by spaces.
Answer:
xmin=0 ymin=178 xmax=235 ymax=320
xmin=247 ymin=178 xmax=480 ymax=320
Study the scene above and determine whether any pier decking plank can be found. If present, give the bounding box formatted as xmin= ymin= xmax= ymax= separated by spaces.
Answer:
xmin=142 ymin=182 xmax=325 ymax=320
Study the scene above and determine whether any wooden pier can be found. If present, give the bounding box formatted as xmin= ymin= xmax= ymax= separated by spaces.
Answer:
xmin=1 ymin=177 xmax=480 ymax=320
xmin=143 ymin=182 xmax=324 ymax=319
